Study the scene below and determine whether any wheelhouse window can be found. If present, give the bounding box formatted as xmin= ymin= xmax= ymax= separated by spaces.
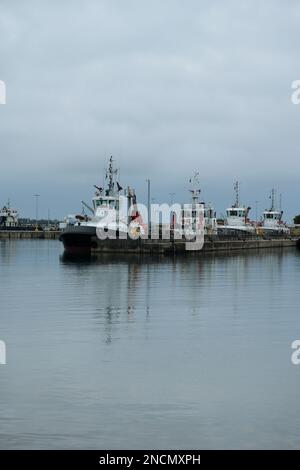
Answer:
xmin=95 ymin=199 xmax=108 ymax=207
xmin=95 ymin=198 xmax=118 ymax=209
xmin=227 ymin=209 xmax=245 ymax=217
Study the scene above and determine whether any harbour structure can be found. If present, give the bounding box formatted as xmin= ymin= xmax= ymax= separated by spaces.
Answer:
xmin=59 ymin=158 xmax=295 ymax=255
xmin=1 ymin=157 xmax=294 ymax=253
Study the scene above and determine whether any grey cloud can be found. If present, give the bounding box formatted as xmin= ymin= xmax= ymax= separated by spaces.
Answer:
xmin=0 ymin=0 xmax=299 ymax=220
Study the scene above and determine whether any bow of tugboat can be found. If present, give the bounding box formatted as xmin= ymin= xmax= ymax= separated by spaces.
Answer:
xmin=59 ymin=225 xmax=97 ymax=253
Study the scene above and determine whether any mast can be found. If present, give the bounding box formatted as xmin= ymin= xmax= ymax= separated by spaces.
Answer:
xmin=189 ymin=172 xmax=201 ymax=206
xmin=279 ymin=193 xmax=282 ymax=212
xmin=146 ymin=179 xmax=151 ymax=232
xmin=187 ymin=172 xmax=201 ymax=233
xmin=105 ymin=156 xmax=118 ymax=196
xmin=233 ymin=181 xmax=240 ymax=207
xmin=270 ymin=188 xmax=277 ymax=211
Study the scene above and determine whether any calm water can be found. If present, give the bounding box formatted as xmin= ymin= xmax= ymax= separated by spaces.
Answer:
xmin=0 ymin=239 xmax=300 ymax=449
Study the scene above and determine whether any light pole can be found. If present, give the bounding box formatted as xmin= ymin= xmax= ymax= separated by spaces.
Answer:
xmin=255 ymin=200 xmax=259 ymax=223
xmin=146 ymin=179 xmax=151 ymax=236
xmin=34 ymin=194 xmax=40 ymax=231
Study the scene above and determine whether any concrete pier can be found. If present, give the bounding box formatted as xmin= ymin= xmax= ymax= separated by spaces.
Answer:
xmin=0 ymin=230 xmax=61 ymax=240
xmin=202 ymin=238 xmax=297 ymax=253
xmin=0 ymin=230 xmax=297 ymax=255
xmin=89 ymin=236 xmax=297 ymax=255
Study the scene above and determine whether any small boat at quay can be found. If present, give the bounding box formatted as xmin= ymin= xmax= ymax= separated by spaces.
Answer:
xmin=178 ymin=172 xmax=217 ymax=238
xmin=261 ymin=189 xmax=290 ymax=236
xmin=0 ymin=200 xmax=19 ymax=228
xmin=217 ymin=182 xmax=255 ymax=236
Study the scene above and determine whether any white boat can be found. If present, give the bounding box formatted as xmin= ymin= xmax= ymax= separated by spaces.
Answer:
xmin=262 ymin=189 xmax=290 ymax=235
xmin=178 ymin=172 xmax=217 ymax=237
xmin=0 ymin=200 xmax=19 ymax=228
xmin=59 ymin=214 xmax=77 ymax=230
xmin=219 ymin=182 xmax=255 ymax=234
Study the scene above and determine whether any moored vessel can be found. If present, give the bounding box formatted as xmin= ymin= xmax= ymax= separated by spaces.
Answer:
xmin=59 ymin=157 xmax=145 ymax=252
xmin=0 ymin=200 xmax=19 ymax=228
xmin=179 ymin=172 xmax=217 ymax=237
xmin=218 ymin=182 xmax=255 ymax=236
xmin=261 ymin=189 xmax=290 ymax=236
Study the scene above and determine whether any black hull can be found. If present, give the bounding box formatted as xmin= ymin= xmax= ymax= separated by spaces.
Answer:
xmin=59 ymin=226 xmax=97 ymax=253
xmin=59 ymin=225 xmax=142 ymax=253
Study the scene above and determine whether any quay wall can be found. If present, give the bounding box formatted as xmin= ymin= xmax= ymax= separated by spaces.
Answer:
xmin=203 ymin=238 xmax=297 ymax=253
xmin=0 ymin=230 xmax=297 ymax=254
xmin=0 ymin=230 xmax=61 ymax=240
xmin=89 ymin=237 xmax=297 ymax=255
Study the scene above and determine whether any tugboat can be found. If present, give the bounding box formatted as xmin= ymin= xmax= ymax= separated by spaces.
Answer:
xmin=261 ymin=189 xmax=290 ymax=236
xmin=59 ymin=157 xmax=145 ymax=252
xmin=0 ymin=200 xmax=19 ymax=228
xmin=218 ymin=182 xmax=255 ymax=236
xmin=178 ymin=173 xmax=217 ymax=238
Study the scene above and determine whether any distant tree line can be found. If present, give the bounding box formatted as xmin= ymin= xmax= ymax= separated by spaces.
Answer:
xmin=294 ymin=215 xmax=300 ymax=225
xmin=19 ymin=218 xmax=59 ymax=225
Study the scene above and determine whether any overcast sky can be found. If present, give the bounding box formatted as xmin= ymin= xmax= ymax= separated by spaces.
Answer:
xmin=1 ymin=0 xmax=300 ymax=220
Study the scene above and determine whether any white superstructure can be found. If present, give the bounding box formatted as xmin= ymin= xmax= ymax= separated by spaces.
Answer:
xmin=262 ymin=189 xmax=290 ymax=234
xmin=180 ymin=172 xmax=217 ymax=236
xmin=222 ymin=182 xmax=254 ymax=233
xmin=72 ymin=156 xmax=145 ymax=238
xmin=0 ymin=200 xmax=19 ymax=227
